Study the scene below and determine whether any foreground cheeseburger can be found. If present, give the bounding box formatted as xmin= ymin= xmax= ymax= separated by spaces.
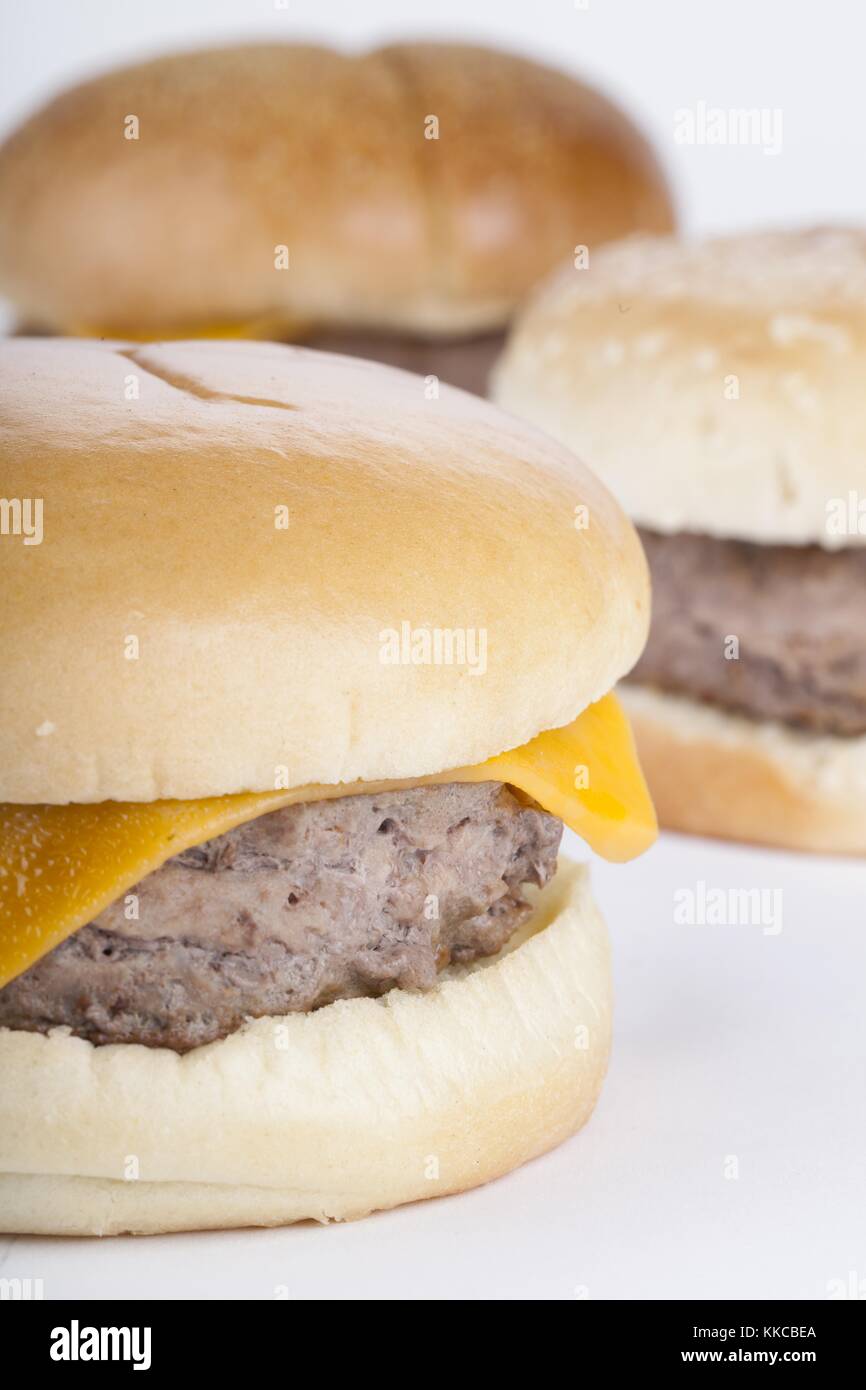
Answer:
xmin=0 ymin=339 xmax=655 ymax=1235
xmin=0 ymin=41 xmax=674 ymax=393
xmin=494 ymin=227 xmax=866 ymax=852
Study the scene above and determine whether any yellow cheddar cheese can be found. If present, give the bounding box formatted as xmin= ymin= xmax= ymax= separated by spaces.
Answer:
xmin=74 ymin=318 xmax=308 ymax=343
xmin=0 ymin=693 xmax=655 ymax=989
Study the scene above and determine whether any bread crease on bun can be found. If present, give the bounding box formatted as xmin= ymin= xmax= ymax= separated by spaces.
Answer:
xmin=1 ymin=338 xmax=649 ymax=805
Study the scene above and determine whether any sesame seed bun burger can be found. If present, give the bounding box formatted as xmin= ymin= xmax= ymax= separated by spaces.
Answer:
xmin=0 ymin=41 xmax=674 ymax=394
xmin=493 ymin=226 xmax=866 ymax=853
xmin=0 ymin=337 xmax=655 ymax=1235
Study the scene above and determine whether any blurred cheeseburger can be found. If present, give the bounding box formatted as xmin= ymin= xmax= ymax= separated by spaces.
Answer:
xmin=0 ymin=41 xmax=674 ymax=394
xmin=0 ymin=338 xmax=655 ymax=1235
xmin=494 ymin=227 xmax=866 ymax=853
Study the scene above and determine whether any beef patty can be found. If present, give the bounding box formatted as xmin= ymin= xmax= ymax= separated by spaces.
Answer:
xmin=303 ymin=328 xmax=505 ymax=397
xmin=0 ymin=781 xmax=561 ymax=1052
xmin=631 ymin=528 xmax=866 ymax=736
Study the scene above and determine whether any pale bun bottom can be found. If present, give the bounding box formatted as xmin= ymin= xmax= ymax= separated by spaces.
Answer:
xmin=0 ymin=860 xmax=609 ymax=1236
xmin=621 ymin=684 xmax=866 ymax=854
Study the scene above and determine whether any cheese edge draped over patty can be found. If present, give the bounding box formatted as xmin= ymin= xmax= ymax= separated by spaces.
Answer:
xmin=0 ymin=693 xmax=656 ymax=990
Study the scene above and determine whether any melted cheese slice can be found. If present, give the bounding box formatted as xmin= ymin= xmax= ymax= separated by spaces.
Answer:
xmin=75 ymin=318 xmax=309 ymax=343
xmin=0 ymin=693 xmax=655 ymax=989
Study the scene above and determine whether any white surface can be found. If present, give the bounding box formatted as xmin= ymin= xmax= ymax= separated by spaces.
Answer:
xmin=2 ymin=829 xmax=864 ymax=1301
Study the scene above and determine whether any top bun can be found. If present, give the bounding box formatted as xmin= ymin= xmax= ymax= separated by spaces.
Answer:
xmin=493 ymin=227 xmax=866 ymax=548
xmin=0 ymin=42 xmax=673 ymax=337
xmin=0 ymin=339 xmax=649 ymax=805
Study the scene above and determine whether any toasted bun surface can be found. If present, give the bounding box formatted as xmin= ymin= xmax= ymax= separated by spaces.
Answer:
xmin=0 ymin=861 xmax=610 ymax=1235
xmin=621 ymin=684 xmax=866 ymax=854
xmin=0 ymin=42 xmax=674 ymax=336
xmin=493 ymin=227 xmax=866 ymax=547
xmin=0 ymin=338 xmax=649 ymax=804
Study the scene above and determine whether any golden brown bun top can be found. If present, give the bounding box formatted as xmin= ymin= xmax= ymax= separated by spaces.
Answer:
xmin=0 ymin=339 xmax=649 ymax=804
xmin=493 ymin=226 xmax=866 ymax=547
xmin=0 ymin=42 xmax=674 ymax=337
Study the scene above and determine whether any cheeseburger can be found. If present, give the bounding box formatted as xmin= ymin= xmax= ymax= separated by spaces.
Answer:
xmin=0 ymin=41 xmax=674 ymax=393
xmin=494 ymin=226 xmax=866 ymax=853
xmin=0 ymin=338 xmax=655 ymax=1234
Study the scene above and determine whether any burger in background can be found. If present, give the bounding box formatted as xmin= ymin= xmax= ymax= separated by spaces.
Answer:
xmin=0 ymin=41 xmax=675 ymax=394
xmin=0 ymin=338 xmax=656 ymax=1234
xmin=493 ymin=227 xmax=866 ymax=853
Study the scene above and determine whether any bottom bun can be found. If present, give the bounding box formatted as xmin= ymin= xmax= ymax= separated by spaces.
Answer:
xmin=0 ymin=859 xmax=609 ymax=1236
xmin=621 ymin=684 xmax=866 ymax=854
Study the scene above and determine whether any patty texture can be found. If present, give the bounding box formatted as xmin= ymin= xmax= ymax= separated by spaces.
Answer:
xmin=630 ymin=528 xmax=866 ymax=736
xmin=0 ymin=782 xmax=561 ymax=1052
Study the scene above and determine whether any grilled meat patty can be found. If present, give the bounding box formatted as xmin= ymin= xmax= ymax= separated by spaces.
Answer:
xmin=0 ymin=781 xmax=561 ymax=1052
xmin=630 ymin=528 xmax=866 ymax=736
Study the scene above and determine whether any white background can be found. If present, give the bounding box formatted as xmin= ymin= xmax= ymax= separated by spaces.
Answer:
xmin=1 ymin=0 xmax=865 ymax=1301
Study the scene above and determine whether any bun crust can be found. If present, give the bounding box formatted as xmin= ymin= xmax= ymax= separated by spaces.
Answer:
xmin=0 ymin=861 xmax=611 ymax=1236
xmin=0 ymin=338 xmax=649 ymax=804
xmin=493 ymin=227 xmax=866 ymax=547
xmin=0 ymin=42 xmax=674 ymax=336
xmin=620 ymin=684 xmax=866 ymax=853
